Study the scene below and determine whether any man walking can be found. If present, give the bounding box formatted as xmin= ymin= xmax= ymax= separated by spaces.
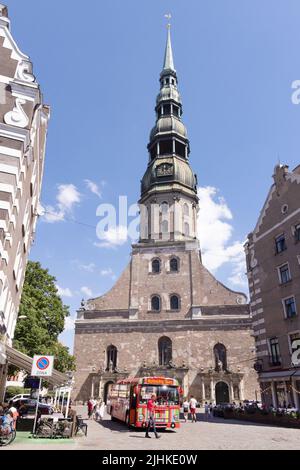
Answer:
xmin=204 ymin=402 xmax=209 ymax=421
xmin=145 ymin=394 xmax=161 ymax=439
xmin=189 ymin=395 xmax=197 ymax=423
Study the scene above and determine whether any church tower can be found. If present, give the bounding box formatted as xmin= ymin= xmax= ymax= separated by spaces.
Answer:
xmin=139 ymin=26 xmax=198 ymax=243
xmin=74 ymin=27 xmax=258 ymax=405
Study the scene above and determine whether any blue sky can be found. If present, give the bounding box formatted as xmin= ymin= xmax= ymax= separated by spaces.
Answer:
xmin=6 ymin=0 xmax=300 ymax=351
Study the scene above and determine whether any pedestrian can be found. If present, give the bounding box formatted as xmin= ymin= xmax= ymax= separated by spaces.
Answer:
xmin=209 ymin=402 xmax=213 ymax=419
xmin=189 ymin=395 xmax=197 ymax=423
xmin=204 ymin=401 xmax=209 ymax=420
xmin=99 ymin=400 xmax=106 ymax=421
xmin=87 ymin=398 xmax=94 ymax=419
xmin=145 ymin=394 xmax=161 ymax=439
xmin=8 ymin=401 xmax=18 ymax=429
xmin=182 ymin=398 xmax=189 ymax=422
xmin=94 ymin=401 xmax=101 ymax=422
xmin=92 ymin=399 xmax=98 ymax=420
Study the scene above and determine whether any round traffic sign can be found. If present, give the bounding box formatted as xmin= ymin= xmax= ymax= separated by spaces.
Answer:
xmin=36 ymin=356 xmax=50 ymax=371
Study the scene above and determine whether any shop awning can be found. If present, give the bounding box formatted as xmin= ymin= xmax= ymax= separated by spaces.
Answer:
xmin=5 ymin=345 xmax=69 ymax=386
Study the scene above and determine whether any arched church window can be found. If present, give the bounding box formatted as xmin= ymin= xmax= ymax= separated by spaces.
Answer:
xmin=151 ymin=295 xmax=161 ymax=312
xmin=183 ymin=203 xmax=189 ymax=216
xmin=158 ymin=336 xmax=172 ymax=366
xmin=151 ymin=258 xmax=161 ymax=274
xmin=161 ymin=220 xmax=169 ymax=234
xmin=184 ymin=222 xmax=190 ymax=237
xmin=160 ymin=202 xmax=169 ymax=214
xmin=170 ymin=294 xmax=180 ymax=311
xmin=106 ymin=345 xmax=118 ymax=371
xmin=170 ymin=257 xmax=179 ymax=272
xmin=213 ymin=343 xmax=227 ymax=372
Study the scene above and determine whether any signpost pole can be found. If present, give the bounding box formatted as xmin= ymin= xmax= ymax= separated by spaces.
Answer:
xmin=65 ymin=387 xmax=71 ymax=419
xmin=32 ymin=377 xmax=42 ymax=435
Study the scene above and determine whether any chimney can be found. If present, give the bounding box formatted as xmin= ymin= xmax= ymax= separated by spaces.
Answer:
xmin=0 ymin=4 xmax=9 ymax=28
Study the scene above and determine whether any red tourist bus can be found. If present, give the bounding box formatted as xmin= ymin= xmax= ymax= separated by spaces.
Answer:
xmin=108 ymin=376 xmax=181 ymax=430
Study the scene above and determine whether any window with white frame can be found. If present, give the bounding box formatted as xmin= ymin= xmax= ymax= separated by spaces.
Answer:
xmin=278 ymin=263 xmax=291 ymax=284
xmin=283 ymin=296 xmax=297 ymax=319
xmin=275 ymin=234 xmax=286 ymax=254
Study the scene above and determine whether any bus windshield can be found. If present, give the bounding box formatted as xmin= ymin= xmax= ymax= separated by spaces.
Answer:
xmin=139 ymin=385 xmax=179 ymax=405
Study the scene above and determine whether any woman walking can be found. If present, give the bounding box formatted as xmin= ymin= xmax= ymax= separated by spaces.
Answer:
xmin=183 ymin=398 xmax=189 ymax=422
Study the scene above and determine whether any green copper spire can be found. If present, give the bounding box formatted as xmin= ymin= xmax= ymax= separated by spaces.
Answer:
xmin=163 ymin=25 xmax=175 ymax=72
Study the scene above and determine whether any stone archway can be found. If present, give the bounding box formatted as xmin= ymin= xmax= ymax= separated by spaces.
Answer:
xmin=215 ymin=381 xmax=230 ymax=404
xmin=103 ymin=381 xmax=114 ymax=404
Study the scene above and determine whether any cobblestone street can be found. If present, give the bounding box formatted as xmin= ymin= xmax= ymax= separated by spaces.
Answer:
xmin=3 ymin=407 xmax=300 ymax=451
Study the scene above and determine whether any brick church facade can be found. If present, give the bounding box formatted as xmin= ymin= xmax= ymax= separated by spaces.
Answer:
xmin=73 ymin=28 xmax=258 ymax=404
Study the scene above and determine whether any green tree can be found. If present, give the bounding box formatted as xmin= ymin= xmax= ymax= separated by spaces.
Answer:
xmin=13 ymin=261 xmax=75 ymax=372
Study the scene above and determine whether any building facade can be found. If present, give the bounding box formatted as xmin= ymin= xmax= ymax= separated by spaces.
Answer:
xmin=74 ymin=28 xmax=258 ymax=404
xmin=245 ymin=164 xmax=300 ymax=408
xmin=0 ymin=5 xmax=50 ymax=399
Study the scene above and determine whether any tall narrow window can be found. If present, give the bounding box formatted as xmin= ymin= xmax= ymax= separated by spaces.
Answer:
xmin=158 ymin=336 xmax=172 ymax=365
xmin=160 ymin=202 xmax=169 ymax=214
xmin=170 ymin=294 xmax=180 ymax=310
xmin=151 ymin=259 xmax=160 ymax=274
xmin=151 ymin=295 xmax=161 ymax=312
xmin=184 ymin=222 xmax=190 ymax=237
xmin=170 ymin=257 xmax=179 ymax=272
xmin=283 ymin=297 xmax=297 ymax=318
xmin=183 ymin=203 xmax=189 ymax=216
xmin=279 ymin=264 xmax=291 ymax=284
xmin=275 ymin=234 xmax=286 ymax=254
xmin=106 ymin=345 xmax=118 ymax=371
xmin=161 ymin=220 xmax=169 ymax=234
xmin=269 ymin=338 xmax=281 ymax=366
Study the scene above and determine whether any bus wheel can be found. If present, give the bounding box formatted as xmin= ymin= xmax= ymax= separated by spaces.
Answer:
xmin=125 ymin=412 xmax=130 ymax=428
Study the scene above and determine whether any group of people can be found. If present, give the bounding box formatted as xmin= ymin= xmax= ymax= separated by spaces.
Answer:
xmin=182 ymin=397 xmax=214 ymax=422
xmin=87 ymin=398 xmax=106 ymax=422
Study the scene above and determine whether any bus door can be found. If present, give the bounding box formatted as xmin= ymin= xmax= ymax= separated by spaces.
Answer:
xmin=129 ymin=386 xmax=138 ymax=425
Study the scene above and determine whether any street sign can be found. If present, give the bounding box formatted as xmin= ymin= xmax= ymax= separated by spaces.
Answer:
xmin=31 ymin=355 xmax=54 ymax=377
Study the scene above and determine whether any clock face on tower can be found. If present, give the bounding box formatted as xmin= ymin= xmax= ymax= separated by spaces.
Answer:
xmin=156 ymin=163 xmax=174 ymax=177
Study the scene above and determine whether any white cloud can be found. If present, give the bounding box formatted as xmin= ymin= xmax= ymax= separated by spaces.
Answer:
xmin=79 ymin=262 xmax=97 ymax=273
xmin=42 ymin=205 xmax=65 ymax=223
xmin=56 ymin=285 xmax=73 ymax=298
xmin=84 ymin=179 xmax=102 ymax=199
xmin=64 ymin=315 xmax=75 ymax=331
xmin=57 ymin=184 xmax=81 ymax=211
xmin=42 ymin=184 xmax=81 ymax=223
xmin=80 ymin=286 xmax=93 ymax=298
xmin=197 ymin=186 xmax=247 ymax=289
xmin=94 ymin=225 xmax=128 ymax=249
xmin=100 ymin=268 xmax=116 ymax=280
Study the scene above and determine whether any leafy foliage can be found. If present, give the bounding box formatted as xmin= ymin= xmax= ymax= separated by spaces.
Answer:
xmin=13 ymin=261 xmax=75 ymax=372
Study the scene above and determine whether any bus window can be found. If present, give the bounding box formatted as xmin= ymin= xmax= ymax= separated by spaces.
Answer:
xmin=140 ymin=385 xmax=179 ymax=405
xmin=118 ymin=384 xmax=129 ymax=398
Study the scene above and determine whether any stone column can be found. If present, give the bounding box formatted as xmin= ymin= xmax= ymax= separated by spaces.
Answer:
xmin=201 ymin=380 xmax=205 ymax=404
xmin=271 ymin=381 xmax=277 ymax=407
xmin=0 ymin=360 xmax=8 ymax=402
xmin=210 ymin=378 xmax=214 ymax=402
xmin=230 ymin=382 xmax=234 ymax=403
xmin=91 ymin=376 xmax=95 ymax=398
xmin=291 ymin=379 xmax=299 ymax=409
